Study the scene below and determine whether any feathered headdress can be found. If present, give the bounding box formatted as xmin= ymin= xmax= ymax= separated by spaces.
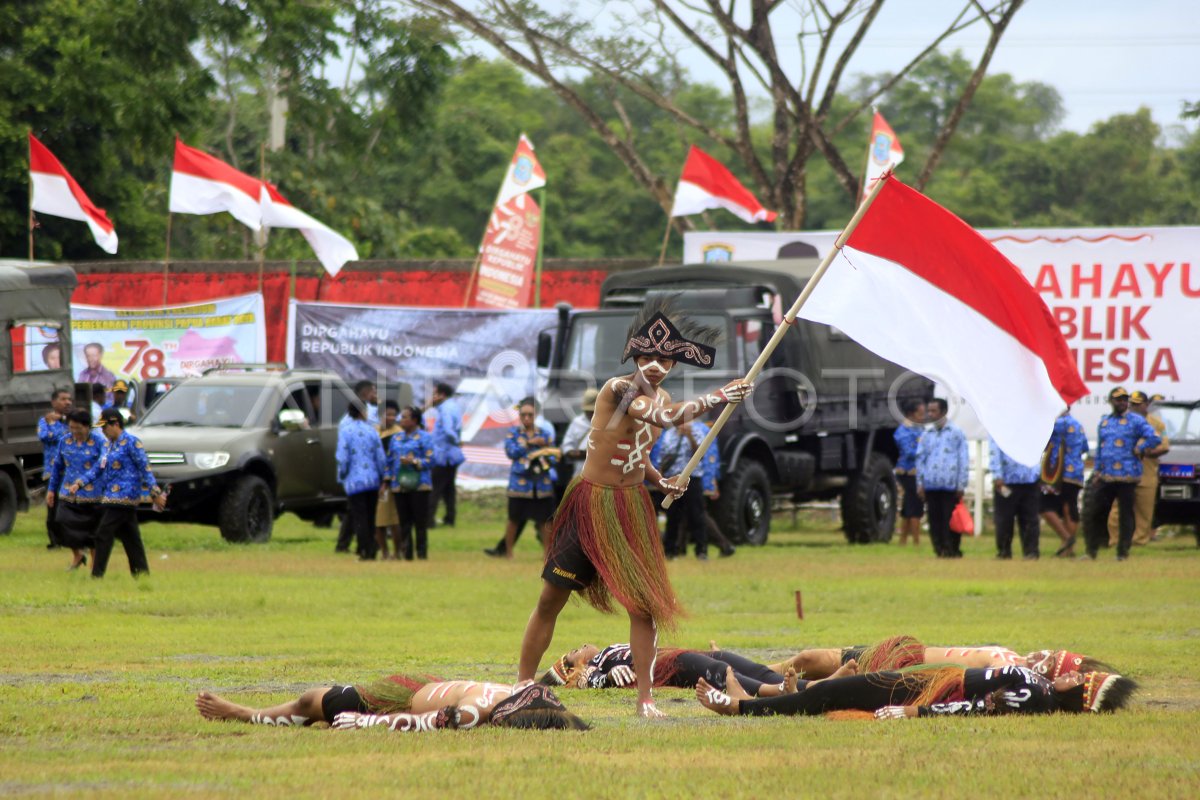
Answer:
xmin=622 ymin=295 xmax=722 ymax=370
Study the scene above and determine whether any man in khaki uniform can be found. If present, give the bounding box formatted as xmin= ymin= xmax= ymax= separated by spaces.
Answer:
xmin=1108 ymin=390 xmax=1170 ymax=546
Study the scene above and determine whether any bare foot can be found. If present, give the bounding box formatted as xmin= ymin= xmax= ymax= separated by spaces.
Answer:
xmin=831 ymin=658 xmax=858 ymax=678
xmin=709 ymin=639 xmax=720 ymax=652
xmin=723 ymin=667 xmax=752 ymax=701
xmin=695 ymin=678 xmax=738 ymax=716
xmin=784 ymin=667 xmax=799 ymax=694
xmin=195 ymin=691 xmax=253 ymax=722
xmin=637 ymin=700 xmax=667 ymax=719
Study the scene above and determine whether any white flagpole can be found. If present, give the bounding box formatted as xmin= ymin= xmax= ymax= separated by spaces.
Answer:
xmin=662 ymin=173 xmax=891 ymax=509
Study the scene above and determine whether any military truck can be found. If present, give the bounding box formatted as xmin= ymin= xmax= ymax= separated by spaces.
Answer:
xmin=536 ymin=261 xmax=932 ymax=545
xmin=0 ymin=261 xmax=79 ymax=534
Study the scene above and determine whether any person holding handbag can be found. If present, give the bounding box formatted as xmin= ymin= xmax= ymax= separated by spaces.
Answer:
xmin=385 ymin=406 xmax=434 ymax=560
xmin=916 ymin=398 xmax=969 ymax=558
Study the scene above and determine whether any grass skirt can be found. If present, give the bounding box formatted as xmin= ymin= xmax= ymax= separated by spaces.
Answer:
xmin=547 ymin=477 xmax=683 ymax=628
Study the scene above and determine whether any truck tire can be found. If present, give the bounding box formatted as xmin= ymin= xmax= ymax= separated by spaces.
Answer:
xmin=218 ymin=475 xmax=274 ymax=543
xmin=718 ymin=460 xmax=771 ymax=546
xmin=0 ymin=472 xmax=16 ymax=535
xmin=841 ymin=451 xmax=897 ymax=544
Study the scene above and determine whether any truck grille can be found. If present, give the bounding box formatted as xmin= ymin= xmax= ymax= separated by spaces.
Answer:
xmin=148 ymin=452 xmax=186 ymax=465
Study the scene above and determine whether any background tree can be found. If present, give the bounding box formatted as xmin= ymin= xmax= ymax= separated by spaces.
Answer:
xmin=403 ymin=0 xmax=1026 ymax=227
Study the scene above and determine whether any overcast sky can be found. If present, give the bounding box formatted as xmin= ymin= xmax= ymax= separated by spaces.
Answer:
xmin=447 ymin=0 xmax=1198 ymax=140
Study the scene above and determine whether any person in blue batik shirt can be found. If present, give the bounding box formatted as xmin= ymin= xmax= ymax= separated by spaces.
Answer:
xmin=1083 ymin=387 xmax=1161 ymax=561
xmin=916 ymin=398 xmax=968 ymax=558
xmin=651 ymin=419 xmax=720 ymax=560
xmin=45 ymin=409 xmax=106 ymax=570
xmin=989 ymin=437 xmax=1042 ymax=560
xmin=337 ymin=400 xmax=388 ymax=561
xmin=38 ymin=388 xmax=73 ymax=549
xmin=428 ymin=382 xmax=466 ymax=529
xmin=1039 ymin=408 xmax=1089 ymax=558
xmin=384 ymin=406 xmax=434 ymax=560
xmin=893 ymin=399 xmax=926 ymax=548
xmin=503 ymin=398 xmax=557 ymax=558
xmin=67 ymin=409 xmax=166 ymax=578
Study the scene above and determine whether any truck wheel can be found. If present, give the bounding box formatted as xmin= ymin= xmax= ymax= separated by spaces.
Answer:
xmin=218 ymin=475 xmax=274 ymax=543
xmin=841 ymin=452 xmax=897 ymax=544
xmin=718 ymin=460 xmax=771 ymax=546
xmin=0 ymin=472 xmax=16 ymax=535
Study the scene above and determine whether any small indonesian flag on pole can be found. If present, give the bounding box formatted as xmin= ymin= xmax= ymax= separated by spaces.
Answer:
xmin=670 ymin=146 xmax=777 ymax=223
xmin=495 ymin=134 xmax=547 ymax=208
xmin=799 ymin=176 xmax=1086 ymax=465
xmin=260 ymin=183 xmax=358 ymax=278
xmin=169 ymin=138 xmax=263 ymax=231
xmin=28 ymin=134 xmax=118 ymax=254
xmin=862 ymin=111 xmax=904 ymax=201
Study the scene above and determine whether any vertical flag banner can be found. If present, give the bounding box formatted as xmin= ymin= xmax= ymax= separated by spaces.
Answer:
xmin=670 ymin=145 xmax=777 ymax=223
xmin=799 ymin=176 xmax=1086 ymax=465
xmin=169 ymin=139 xmax=263 ymax=230
xmin=28 ymin=134 xmax=119 ymax=254
xmin=862 ymin=111 xmax=904 ymax=201
xmin=495 ymin=134 xmax=547 ymax=208
xmin=467 ymin=135 xmax=546 ymax=309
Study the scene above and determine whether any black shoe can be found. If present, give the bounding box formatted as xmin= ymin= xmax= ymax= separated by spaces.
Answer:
xmin=47 ymin=543 xmax=61 ymax=550
xmin=995 ymin=553 xmax=1012 ymax=560
xmin=696 ymin=552 xmax=708 ymax=561
xmin=441 ymin=519 xmax=455 ymax=528
xmin=1023 ymin=554 xmax=1040 ymax=561
xmin=483 ymin=547 xmax=504 ymax=558
xmin=1077 ymin=552 xmax=1096 ymax=561
xmin=719 ymin=546 xmax=736 ymax=558
xmin=1116 ymin=554 xmax=1128 ymax=561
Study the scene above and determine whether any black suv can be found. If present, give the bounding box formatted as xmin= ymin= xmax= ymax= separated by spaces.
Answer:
xmin=1154 ymin=400 xmax=1200 ymax=544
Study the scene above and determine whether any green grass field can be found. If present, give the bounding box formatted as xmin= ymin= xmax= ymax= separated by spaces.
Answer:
xmin=2 ymin=497 xmax=1199 ymax=798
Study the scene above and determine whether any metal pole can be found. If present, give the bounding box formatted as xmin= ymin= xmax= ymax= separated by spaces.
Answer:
xmin=533 ymin=187 xmax=546 ymax=308
xmin=662 ymin=174 xmax=891 ymax=508
xmin=162 ymin=212 xmax=173 ymax=306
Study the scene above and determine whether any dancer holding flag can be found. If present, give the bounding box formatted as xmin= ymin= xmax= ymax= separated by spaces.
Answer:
xmin=515 ymin=298 xmax=753 ymax=718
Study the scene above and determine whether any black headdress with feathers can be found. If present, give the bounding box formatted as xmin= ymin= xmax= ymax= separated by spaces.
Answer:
xmin=622 ymin=295 xmax=722 ymax=370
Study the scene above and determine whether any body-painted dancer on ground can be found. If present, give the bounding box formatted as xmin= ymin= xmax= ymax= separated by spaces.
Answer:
xmin=196 ymin=677 xmax=587 ymax=732
xmin=773 ymin=635 xmax=1112 ymax=681
xmin=696 ymin=664 xmax=1136 ymax=719
xmin=541 ymin=643 xmax=858 ymax=697
xmin=517 ymin=298 xmax=753 ymax=718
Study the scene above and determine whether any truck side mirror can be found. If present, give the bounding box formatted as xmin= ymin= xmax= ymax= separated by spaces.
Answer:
xmin=277 ymin=409 xmax=307 ymax=432
xmin=536 ymin=331 xmax=553 ymax=369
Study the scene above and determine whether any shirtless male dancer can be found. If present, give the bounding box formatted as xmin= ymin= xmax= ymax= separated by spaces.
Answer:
xmin=517 ymin=299 xmax=753 ymax=718
xmin=196 ymin=677 xmax=586 ymax=732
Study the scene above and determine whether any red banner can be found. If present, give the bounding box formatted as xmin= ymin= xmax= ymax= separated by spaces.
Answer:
xmin=469 ymin=193 xmax=541 ymax=309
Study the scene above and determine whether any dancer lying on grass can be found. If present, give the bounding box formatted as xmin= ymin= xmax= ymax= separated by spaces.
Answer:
xmin=541 ymin=643 xmax=858 ymax=697
xmin=196 ymin=676 xmax=587 ymax=732
xmin=696 ymin=664 xmax=1136 ymax=719
xmin=770 ymin=635 xmax=1111 ymax=681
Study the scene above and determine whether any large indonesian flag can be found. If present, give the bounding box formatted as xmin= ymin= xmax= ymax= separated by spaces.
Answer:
xmin=670 ymin=145 xmax=776 ymax=223
xmin=169 ymin=139 xmax=263 ymax=230
xmin=862 ymin=111 xmax=904 ymax=201
xmin=260 ymin=183 xmax=358 ymax=277
xmin=495 ymin=134 xmax=547 ymax=207
xmin=799 ymin=177 xmax=1087 ymax=465
xmin=28 ymin=134 xmax=118 ymax=254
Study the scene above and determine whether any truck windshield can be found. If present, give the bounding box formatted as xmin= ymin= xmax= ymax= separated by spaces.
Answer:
xmin=139 ymin=384 xmax=271 ymax=428
xmin=562 ymin=312 xmax=735 ymax=393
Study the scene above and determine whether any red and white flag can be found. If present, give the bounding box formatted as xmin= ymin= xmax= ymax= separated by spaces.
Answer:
xmin=495 ymin=134 xmax=547 ymax=208
xmin=260 ymin=183 xmax=358 ymax=277
xmin=28 ymin=134 xmax=118 ymax=254
xmin=169 ymin=139 xmax=263 ymax=231
xmin=862 ymin=111 xmax=904 ymax=201
xmin=799 ymin=177 xmax=1087 ymax=465
xmin=670 ymin=146 xmax=776 ymax=223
